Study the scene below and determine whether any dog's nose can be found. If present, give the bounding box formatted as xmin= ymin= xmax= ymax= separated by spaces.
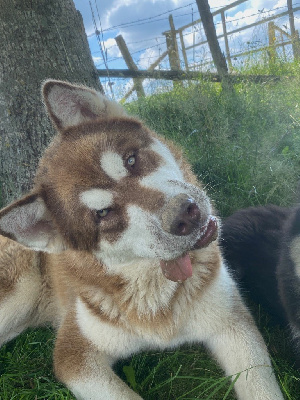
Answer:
xmin=172 ymin=199 xmax=200 ymax=236
xmin=161 ymin=194 xmax=201 ymax=236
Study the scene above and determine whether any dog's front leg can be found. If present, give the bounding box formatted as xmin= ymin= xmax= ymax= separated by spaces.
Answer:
xmin=203 ymin=292 xmax=284 ymax=400
xmin=53 ymin=315 xmax=142 ymax=400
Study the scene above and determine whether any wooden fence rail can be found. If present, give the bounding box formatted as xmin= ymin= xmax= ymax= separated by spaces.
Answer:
xmin=98 ymin=1 xmax=300 ymax=100
xmin=175 ymin=5 xmax=300 ymax=70
xmin=97 ymin=69 xmax=282 ymax=83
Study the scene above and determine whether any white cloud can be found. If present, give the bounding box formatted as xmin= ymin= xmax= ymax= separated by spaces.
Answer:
xmin=74 ymin=0 xmax=300 ymax=48
xmin=104 ymin=37 xmax=121 ymax=58
xmin=73 ymin=0 xmax=300 ymax=98
xmin=250 ymin=0 xmax=285 ymax=10
xmin=138 ymin=47 xmax=161 ymax=69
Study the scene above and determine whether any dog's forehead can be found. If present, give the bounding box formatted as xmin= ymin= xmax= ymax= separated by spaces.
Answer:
xmin=41 ymin=118 xmax=154 ymax=184
xmin=60 ymin=118 xmax=153 ymax=155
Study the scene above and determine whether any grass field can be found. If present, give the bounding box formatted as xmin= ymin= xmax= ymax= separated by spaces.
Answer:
xmin=1 ymin=61 xmax=300 ymax=399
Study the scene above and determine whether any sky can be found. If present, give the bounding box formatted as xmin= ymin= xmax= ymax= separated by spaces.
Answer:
xmin=72 ymin=0 xmax=300 ymax=98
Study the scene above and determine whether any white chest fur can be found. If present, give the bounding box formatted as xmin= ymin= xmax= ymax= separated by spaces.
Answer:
xmin=74 ymin=263 xmax=234 ymax=361
xmin=76 ymin=297 xmax=147 ymax=359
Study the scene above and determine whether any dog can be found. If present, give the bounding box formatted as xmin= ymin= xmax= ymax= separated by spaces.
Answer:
xmin=221 ymin=204 xmax=300 ymax=364
xmin=278 ymin=206 xmax=300 ymax=363
xmin=0 ymin=80 xmax=283 ymax=400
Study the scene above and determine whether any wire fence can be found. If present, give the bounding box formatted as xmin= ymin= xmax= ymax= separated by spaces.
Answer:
xmin=89 ymin=0 xmax=300 ymax=99
xmin=93 ymin=2 xmax=299 ymax=68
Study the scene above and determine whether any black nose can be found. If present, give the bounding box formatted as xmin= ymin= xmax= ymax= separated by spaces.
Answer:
xmin=170 ymin=199 xmax=201 ymax=236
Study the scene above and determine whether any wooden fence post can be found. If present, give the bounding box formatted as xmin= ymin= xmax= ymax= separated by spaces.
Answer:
xmin=268 ymin=22 xmax=277 ymax=64
xmin=164 ymin=14 xmax=182 ymax=87
xmin=287 ymin=0 xmax=300 ymax=59
xmin=166 ymin=15 xmax=181 ymax=70
xmin=179 ymin=30 xmax=189 ymax=71
xmin=195 ymin=0 xmax=229 ymax=82
xmin=115 ymin=34 xmax=145 ymax=98
xmin=121 ymin=50 xmax=168 ymax=103
xmin=221 ymin=10 xmax=232 ymax=70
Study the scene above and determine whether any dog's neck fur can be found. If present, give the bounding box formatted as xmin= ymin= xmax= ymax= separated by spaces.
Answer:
xmin=45 ymin=242 xmax=221 ymax=340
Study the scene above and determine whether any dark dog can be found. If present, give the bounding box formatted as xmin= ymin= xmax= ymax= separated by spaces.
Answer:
xmin=277 ymin=207 xmax=300 ymax=361
xmin=221 ymin=204 xmax=300 ymax=362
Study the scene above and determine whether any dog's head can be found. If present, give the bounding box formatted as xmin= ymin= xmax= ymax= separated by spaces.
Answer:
xmin=0 ymin=80 xmax=218 ymax=282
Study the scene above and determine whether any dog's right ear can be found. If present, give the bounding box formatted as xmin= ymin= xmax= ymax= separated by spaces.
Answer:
xmin=42 ymin=79 xmax=126 ymax=130
xmin=0 ymin=194 xmax=64 ymax=253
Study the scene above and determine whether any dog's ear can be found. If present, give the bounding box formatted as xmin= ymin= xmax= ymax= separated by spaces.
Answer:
xmin=0 ymin=194 xmax=64 ymax=252
xmin=42 ymin=80 xmax=126 ymax=130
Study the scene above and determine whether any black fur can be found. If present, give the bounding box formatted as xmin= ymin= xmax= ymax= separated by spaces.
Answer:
xmin=221 ymin=205 xmax=290 ymax=324
xmin=277 ymin=207 xmax=300 ymax=360
xmin=221 ymin=204 xmax=300 ymax=363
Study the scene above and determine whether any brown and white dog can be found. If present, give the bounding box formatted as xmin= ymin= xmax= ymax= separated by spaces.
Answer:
xmin=0 ymin=80 xmax=283 ymax=400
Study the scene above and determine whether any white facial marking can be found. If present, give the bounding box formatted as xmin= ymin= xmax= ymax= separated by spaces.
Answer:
xmin=95 ymin=205 xmax=160 ymax=268
xmin=80 ymin=189 xmax=113 ymax=211
xmin=141 ymin=139 xmax=184 ymax=194
xmin=100 ymin=151 xmax=128 ymax=181
xmin=95 ymin=203 xmax=204 ymax=270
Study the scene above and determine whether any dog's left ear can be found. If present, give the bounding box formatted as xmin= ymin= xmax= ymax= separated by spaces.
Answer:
xmin=0 ymin=194 xmax=64 ymax=252
xmin=42 ymin=79 xmax=126 ymax=130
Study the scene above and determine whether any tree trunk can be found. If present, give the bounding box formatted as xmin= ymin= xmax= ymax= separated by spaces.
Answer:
xmin=0 ymin=0 xmax=103 ymax=206
xmin=195 ymin=0 xmax=228 ymax=79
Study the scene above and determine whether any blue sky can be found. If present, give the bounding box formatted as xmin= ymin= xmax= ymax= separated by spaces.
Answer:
xmin=72 ymin=0 xmax=299 ymax=98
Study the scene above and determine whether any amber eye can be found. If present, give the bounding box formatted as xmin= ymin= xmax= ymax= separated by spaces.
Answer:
xmin=127 ymin=155 xmax=136 ymax=167
xmin=96 ymin=209 xmax=109 ymax=218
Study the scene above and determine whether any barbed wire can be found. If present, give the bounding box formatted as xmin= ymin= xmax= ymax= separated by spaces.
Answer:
xmin=92 ymin=2 xmax=300 ymax=35
xmin=94 ymin=2 xmax=299 ymax=68
xmin=93 ymin=2 xmax=299 ymax=60
xmin=88 ymin=2 xmax=242 ymax=37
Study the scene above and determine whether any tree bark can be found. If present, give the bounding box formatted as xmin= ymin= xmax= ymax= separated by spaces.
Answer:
xmin=0 ymin=0 xmax=103 ymax=206
xmin=195 ymin=0 xmax=228 ymax=79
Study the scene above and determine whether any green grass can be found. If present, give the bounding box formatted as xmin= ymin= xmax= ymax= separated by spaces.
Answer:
xmin=0 ymin=328 xmax=71 ymax=399
xmin=1 ymin=69 xmax=300 ymax=398
xmin=0 ymin=320 xmax=299 ymax=399
xmin=127 ymin=75 xmax=300 ymax=216
xmin=234 ymin=52 xmax=300 ymax=77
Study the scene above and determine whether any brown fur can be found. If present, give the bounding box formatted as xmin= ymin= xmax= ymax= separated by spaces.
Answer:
xmin=35 ymin=120 xmax=166 ymax=250
xmin=0 ymin=80 xmax=284 ymax=400
xmin=0 ymin=237 xmax=37 ymax=298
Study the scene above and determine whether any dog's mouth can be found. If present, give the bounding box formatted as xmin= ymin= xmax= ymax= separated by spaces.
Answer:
xmin=160 ymin=216 xmax=218 ymax=282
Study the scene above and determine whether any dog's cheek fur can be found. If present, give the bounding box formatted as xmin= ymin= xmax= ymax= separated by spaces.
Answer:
xmin=155 ymin=133 xmax=200 ymax=187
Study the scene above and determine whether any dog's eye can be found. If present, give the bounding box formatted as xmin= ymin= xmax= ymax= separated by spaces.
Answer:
xmin=96 ymin=209 xmax=109 ymax=218
xmin=127 ymin=155 xmax=136 ymax=167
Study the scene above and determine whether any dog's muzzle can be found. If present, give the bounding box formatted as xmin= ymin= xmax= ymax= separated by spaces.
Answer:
xmin=159 ymin=193 xmax=218 ymax=282
xmin=161 ymin=193 xmax=205 ymax=236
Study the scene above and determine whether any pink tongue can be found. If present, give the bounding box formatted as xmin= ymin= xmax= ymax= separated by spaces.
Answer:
xmin=160 ymin=253 xmax=193 ymax=282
